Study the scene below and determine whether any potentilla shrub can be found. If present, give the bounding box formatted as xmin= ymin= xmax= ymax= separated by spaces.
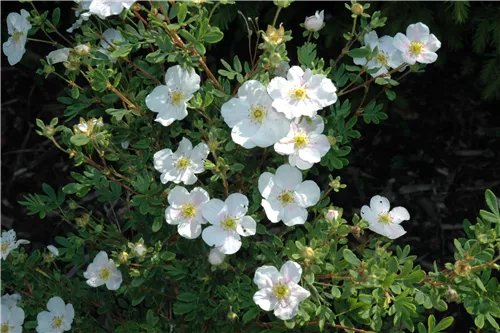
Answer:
xmin=1 ymin=1 xmax=500 ymax=332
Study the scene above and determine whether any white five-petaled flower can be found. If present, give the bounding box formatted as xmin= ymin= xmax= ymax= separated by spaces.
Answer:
xmin=201 ymin=193 xmax=256 ymax=255
xmin=46 ymin=48 xmax=70 ymax=65
xmin=253 ymin=261 xmax=310 ymax=320
xmin=47 ymin=245 xmax=59 ymax=257
xmin=35 ymin=297 xmax=74 ymax=333
xmin=67 ymin=0 xmax=92 ymax=33
xmin=1 ymin=304 xmax=24 ymax=333
xmin=145 ymin=65 xmax=201 ymax=127
xmin=2 ymin=9 xmax=32 ymax=66
xmin=1 ymin=294 xmax=21 ymax=309
xmin=165 ymin=186 xmax=210 ymax=239
xmin=99 ymin=28 xmax=125 ymax=63
xmin=274 ymin=116 xmax=330 ymax=170
xmin=259 ymin=164 xmax=320 ymax=226
xmin=208 ymin=248 xmax=225 ymax=266
xmin=361 ymin=195 xmax=410 ymax=239
xmin=267 ymin=66 xmax=337 ymax=119
xmin=221 ymin=80 xmax=290 ymax=149
xmin=153 ymin=137 xmax=209 ymax=185
xmin=89 ymin=0 xmax=135 ymax=19
xmin=1 ymin=230 xmax=30 ymax=260
xmin=393 ymin=22 xmax=441 ymax=65
xmin=83 ymin=251 xmax=123 ymax=290
xmin=353 ymin=31 xmax=404 ymax=78
xmin=304 ymin=10 xmax=325 ymax=32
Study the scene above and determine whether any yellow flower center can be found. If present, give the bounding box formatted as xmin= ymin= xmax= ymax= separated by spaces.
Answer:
xmin=293 ymin=134 xmax=309 ymax=149
xmin=376 ymin=52 xmax=389 ymax=67
xmin=176 ymin=157 xmax=191 ymax=170
xmin=221 ymin=216 xmax=237 ymax=231
xmin=52 ymin=317 xmax=63 ymax=329
xmin=2 ymin=323 xmax=10 ymax=333
xmin=99 ymin=268 xmax=111 ymax=280
xmin=169 ymin=91 xmax=185 ymax=106
xmin=277 ymin=191 xmax=294 ymax=206
xmin=250 ymin=106 xmax=266 ymax=124
xmin=409 ymin=41 xmax=424 ymax=56
xmin=272 ymin=284 xmax=289 ymax=300
xmin=181 ymin=204 xmax=196 ymax=218
xmin=378 ymin=213 xmax=392 ymax=224
xmin=1 ymin=243 xmax=10 ymax=252
xmin=291 ymin=88 xmax=307 ymax=100
xmin=12 ymin=31 xmax=23 ymax=43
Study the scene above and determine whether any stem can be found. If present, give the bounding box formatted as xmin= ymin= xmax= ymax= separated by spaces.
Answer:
xmin=307 ymin=32 xmax=312 ymax=43
xmin=338 ymin=64 xmax=406 ymax=96
xmin=272 ymin=7 xmax=282 ymax=27
xmin=208 ymin=2 xmax=221 ymax=22
xmin=27 ymin=37 xmax=59 ymax=46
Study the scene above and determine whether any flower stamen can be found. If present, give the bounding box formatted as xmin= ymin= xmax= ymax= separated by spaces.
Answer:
xmin=272 ymin=284 xmax=290 ymax=300
xmin=169 ymin=90 xmax=185 ymax=106
xmin=221 ymin=216 xmax=237 ymax=231
xmin=249 ymin=105 xmax=266 ymax=124
xmin=176 ymin=157 xmax=191 ymax=170
xmin=52 ymin=317 xmax=63 ymax=329
xmin=291 ymin=88 xmax=307 ymax=100
xmin=409 ymin=41 xmax=424 ymax=56
xmin=293 ymin=134 xmax=309 ymax=149
xmin=99 ymin=268 xmax=111 ymax=280
xmin=277 ymin=190 xmax=294 ymax=206
xmin=181 ymin=204 xmax=196 ymax=219
xmin=377 ymin=213 xmax=392 ymax=224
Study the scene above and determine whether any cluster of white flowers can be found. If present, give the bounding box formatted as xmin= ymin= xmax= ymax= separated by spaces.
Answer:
xmin=67 ymin=0 xmax=135 ymax=33
xmin=353 ymin=22 xmax=441 ymax=77
xmin=1 ymin=230 xmax=29 ymax=260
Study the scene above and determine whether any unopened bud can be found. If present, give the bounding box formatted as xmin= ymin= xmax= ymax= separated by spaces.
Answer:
xmin=75 ymin=213 xmax=90 ymax=227
xmin=453 ymin=260 xmax=471 ymax=277
xmin=119 ymin=251 xmax=129 ymax=264
xmin=324 ymin=208 xmax=339 ymax=222
xmin=273 ymin=0 xmax=293 ymax=8
xmin=327 ymin=136 xmax=337 ymax=146
xmin=351 ymin=3 xmax=364 ymax=15
xmin=74 ymin=44 xmax=91 ymax=56
xmin=227 ymin=311 xmax=238 ymax=321
xmin=302 ymin=246 xmax=315 ymax=259
xmin=351 ymin=225 xmax=361 ymax=239
xmin=208 ymin=248 xmax=225 ymax=266
xmin=445 ymin=288 xmax=459 ymax=303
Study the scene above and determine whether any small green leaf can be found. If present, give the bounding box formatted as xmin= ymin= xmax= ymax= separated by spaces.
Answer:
xmin=348 ymin=47 xmax=370 ymax=58
xmin=70 ymin=134 xmax=90 ymax=146
xmin=51 ymin=8 xmax=60 ymax=26
xmin=204 ymin=27 xmax=224 ymax=43
xmin=485 ymin=189 xmax=499 ymax=215
xmin=242 ymin=307 xmax=259 ymax=323
xmin=385 ymin=89 xmax=396 ymax=101
xmin=434 ymin=317 xmax=454 ymax=332
xmin=343 ymin=248 xmax=361 ymax=266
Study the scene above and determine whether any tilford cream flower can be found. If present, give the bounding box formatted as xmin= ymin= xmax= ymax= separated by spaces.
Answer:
xmin=2 ymin=9 xmax=32 ymax=66
xmin=1 ymin=304 xmax=24 ymax=333
xmin=1 ymin=230 xmax=30 ymax=260
xmin=360 ymin=195 xmax=410 ymax=239
xmin=35 ymin=297 xmax=74 ymax=333
xmin=393 ymin=22 xmax=441 ymax=65
xmin=304 ymin=10 xmax=324 ymax=32
xmin=83 ymin=251 xmax=123 ymax=290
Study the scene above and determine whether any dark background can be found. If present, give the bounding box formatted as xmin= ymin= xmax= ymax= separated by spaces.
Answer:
xmin=2 ymin=1 xmax=499 ymax=330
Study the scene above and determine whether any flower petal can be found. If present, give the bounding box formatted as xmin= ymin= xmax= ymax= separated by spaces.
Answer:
xmin=390 ymin=206 xmax=410 ymax=224
xmin=202 ymin=199 xmax=226 ymax=225
xmin=46 ymin=296 xmax=66 ymax=315
xmin=370 ymin=195 xmax=390 ymax=214
xmin=294 ymin=180 xmax=321 ymax=207
xmin=254 ymin=265 xmax=280 ymax=288
xmin=178 ymin=220 xmax=202 ymax=239
xmin=167 ymin=186 xmax=190 ymax=208
xmin=225 ymin=193 xmax=249 ymax=218
xmin=274 ymin=164 xmax=303 ymax=191
xmin=280 ymin=261 xmax=302 ymax=284
xmin=253 ymin=288 xmax=278 ymax=311
xmin=406 ymin=22 xmax=430 ymax=43
xmin=282 ymin=204 xmax=308 ymax=226
xmin=262 ymin=198 xmax=284 ymax=223
xmin=289 ymin=284 xmax=311 ymax=302
xmin=218 ymin=232 xmax=242 ymax=255
xmin=237 ymin=216 xmax=256 ymax=236
xmin=201 ymin=226 xmax=227 ymax=247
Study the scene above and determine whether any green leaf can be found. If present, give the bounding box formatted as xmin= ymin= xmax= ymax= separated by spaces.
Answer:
xmin=434 ymin=317 xmax=454 ymax=332
xmin=385 ymin=89 xmax=396 ymax=101
xmin=485 ymin=189 xmax=499 ymax=215
xmin=474 ymin=314 xmax=485 ymax=328
xmin=204 ymin=27 xmax=224 ymax=43
xmin=177 ymin=2 xmax=187 ymax=23
xmin=348 ymin=47 xmax=370 ymax=58
xmin=106 ymin=108 xmax=130 ymax=121
xmin=242 ymin=307 xmax=259 ymax=323
xmin=146 ymin=50 xmax=167 ymax=63
xmin=178 ymin=29 xmax=196 ymax=43
xmin=343 ymin=249 xmax=361 ymax=266
xmin=51 ymin=8 xmax=60 ymax=26
xmin=110 ymin=45 xmax=133 ymax=58
xmin=70 ymin=134 xmax=90 ymax=146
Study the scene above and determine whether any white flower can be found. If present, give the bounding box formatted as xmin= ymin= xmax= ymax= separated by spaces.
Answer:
xmin=83 ymin=251 xmax=122 ymax=290
xmin=221 ymin=80 xmax=290 ymax=149
xmin=324 ymin=208 xmax=339 ymax=222
xmin=99 ymin=28 xmax=125 ymax=62
xmin=253 ymin=261 xmax=310 ymax=320
xmin=1 ymin=304 xmax=24 ymax=333
xmin=74 ymin=44 xmax=91 ymax=56
xmin=89 ymin=0 xmax=135 ymax=19
xmin=153 ymin=137 xmax=209 ymax=186
xmin=273 ymin=62 xmax=290 ymax=78
xmin=67 ymin=1 xmax=92 ymax=33
xmin=361 ymin=195 xmax=410 ymax=239
xmin=1 ymin=294 xmax=21 ymax=309
xmin=274 ymin=116 xmax=330 ymax=170
xmin=304 ymin=10 xmax=324 ymax=32
xmin=258 ymin=164 xmax=320 ymax=226
xmin=353 ymin=31 xmax=404 ymax=77
xmin=76 ymin=122 xmax=88 ymax=133
xmin=201 ymin=193 xmax=256 ymax=255
xmin=35 ymin=297 xmax=74 ymax=333
xmin=393 ymin=22 xmax=441 ymax=65
xmin=145 ymin=65 xmax=201 ymax=127
xmin=46 ymin=48 xmax=70 ymax=65
xmin=208 ymin=248 xmax=225 ymax=266
xmin=165 ymin=186 xmax=210 ymax=239
xmin=267 ymin=66 xmax=337 ymax=119
xmin=2 ymin=9 xmax=32 ymax=66
xmin=47 ymin=245 xmax=59 ymax=257
xmin=1 ymin=230 xmax=30 ymax=260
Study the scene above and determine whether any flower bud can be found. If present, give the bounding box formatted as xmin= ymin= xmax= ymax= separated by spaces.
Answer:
xmin=273 ymin=0 xmax=293 ymax=8
xmin=227 ymin=311 xmax=238 ymax=321
xmin=262 ymin=24 xmax=285 ymax=45
xmin=351 ymin=3 xmax=364 ymax=15
xmin=327 ymin=136 xmax=337 ymax=146
xmin=75 ymin=213 xmax=90 ymax=227
xmin=453 ymin=260 xmax=471 ymax=277
xmin=119 ymin=251 xmax=129 ymax=264
xmin=445 ymin=288 xmax=459 ymax=303
xmin=74 ymin=43 xmax=91 ymax=56
xmin=324 ymin=208 xmax=339 ymax=222
xmin=302 ymin=246 xmax=315 ymax=259
xmin=134 ymin=243 xmax=146 ymax=257
xmin=208 ymin=248 xmax=225 ymax=266
xmin=351 ymin=225 xmax=361 ymax=239
xmin=304 ymin=10 xmax=324 ymax=32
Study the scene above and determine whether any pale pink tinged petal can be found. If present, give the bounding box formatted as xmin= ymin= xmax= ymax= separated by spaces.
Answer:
xmin=388 ymin=50 xmax=404 ymax=69
xmin=154 ymin=113 xmax=177 ymax=127
xmin=297 ymin=115 xmax=325 ymax=134
xmin=364 ymin=31 xmax=380 ymax=49
xmin=406 ymin=22 xmax=430 ymax=42
xmin=393 ymin=33 xmax=410 ymax=53
xmin=225 ymin=193 xmax=249 ymax=218
xmin=237 ymin=216 xmax=256 ymax=236
xmin=294 ymin=180 xmax=321 ymax=207
xmin=253 ymin=288 xmax=278 ymax=311
xmin=94 ymin=251 xmax=109 ymax=267
xmin=106 ymin=273 xmax=123 ymax=290
xmin=274 ymin=300 xmax=299 ymax=320
xmin=274 ymin=139 xmax=295 ymax=156
xmin=202 ymin=199 xmax=226 ymax=225
xmin=165 ymin=207 xmax=181 ymax=225
xmin=179 ymin=169 xmax=197 ymax=185
xmin=258 ymin=172 xmax=276 ymax=199
xmin=417 ymin=51 xmax=438 ymax=64
xmin=231 ymin=119 xmax=259 ymax=148
xmin=221 ymin=98 xmax=249 ymax=128
xmin=402 ymin=52 xmax=417 ymax=65
xmin=145 ymin=85 xmax=170 ymax=113
xmin=251 ymin=121 xmax=278 ymax=148
xmin=298 ymin=146 xmax=321 ymax=163
xmin=262 ymin=198 xmax=284 ymax=223
xmin=161 ymin=168 xmax=180 ymax=184
xmin=264 ymin=111 xmax=290 ymax=143
xmin=370 ymin=223 xmax=406 ymax=239
xmin=191 ymin=187 xmax=210 ymax=207
xmin=290 ymin=154 xmax=313 ymax=170
xmin=360 ymin=205 xmax=376 ymax=224
xmin=313 ymin=79 xmax=338 ymax=108
xmin=218 ymin=232 xmax=242 ymax=254
xmin=254 ymin=266 xmax=280 ymax=288
xmin=190 ymin=142 xmax=209 ymax=162
xmin=289 ymin=284 xmax=311 ymax=302
xmin=267 ymin=77 xmax=290 ymax=100
xmin=274 ymin=164 xmax=303 ymax=190
xmin=177 ymin=137 xmax=193 ymax=154
xmin=272 ymin=98 xmax=296 ymax=119
xmin=237 ymin=80 xmax=267 ymax=101
xmin=178 ymin=220 xmax=202 ymax=239
xmin=202 ymin=226 xmax=227 ymax=248
xmin=369 ymin=195 xmax=390 ymax=215
xmin=153 ymin=148 xmax=173 ymax=169
xmin=47 ymin=296 xmax=66 ymax=315
xmin=390 ymin=206 xmax=410 ymax=224
xmin=282 ymin=204 xmax=308 ymax=226
xmin=280 ymin=261 xmax=302 ymax=284
xmin=167 ymin=186 xmax=190 ymax=207
xmin=425 ymin=34 xmax=441 ymax=52
xmin=286 ymin=66 xmax=305 ymax=83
